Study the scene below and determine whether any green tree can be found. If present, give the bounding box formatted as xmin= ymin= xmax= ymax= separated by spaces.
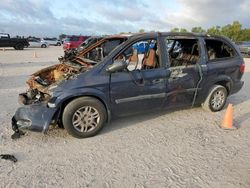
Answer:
xmin=170 ymin=28 xmax=180 ymax=32
xmin=168 ymin=21 xmax=249 ymax=42
xmin=191 ymin=27 xmax=205 ymax=33
xmin=59 ymin=34 xmax=66 ymax=40
xmin=180 ymin=28 xmax=188 ymax=32
xmin=206 ymin=26 xmax=221 ymax=35
xmin=239 ymin=29 xmax=250 ymax=41
xmin=220 ymin=21 xmax=242 ymax=41
xmin=139 ymin=28 xmax=145 ymax=33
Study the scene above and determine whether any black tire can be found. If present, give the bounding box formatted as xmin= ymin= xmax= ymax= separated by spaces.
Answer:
xmin=14 ymin=43 xmax=24 ymax=50
xmin=41 ymin=44 xmax=46 ymax=48
xmin=56 ymin=42 xmax=61 ymax=46
xmin=62 ymin=97 xmax=107 ymax=138
xmin=202 ymin=85 xmax=228 ymax=112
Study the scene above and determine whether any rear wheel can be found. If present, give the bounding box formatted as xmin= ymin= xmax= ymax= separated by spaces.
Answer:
xmin=14 ymin=43 xmax=24 ymax=50
xmin=41 ymin=44 xmax=46 ymax=48
xmin=62 ymin=97 xmax=107 ymax=138
xmin=202 ymin=85 xmax=228 ymax=112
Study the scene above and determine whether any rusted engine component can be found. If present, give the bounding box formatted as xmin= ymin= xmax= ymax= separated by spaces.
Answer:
xmin=61 ymin=48 xmax=78 ymax=61
xmin=27 ymin=64 xmax=80 ymax=90
xmin=21 ymin=63 xmax=83 ymax=105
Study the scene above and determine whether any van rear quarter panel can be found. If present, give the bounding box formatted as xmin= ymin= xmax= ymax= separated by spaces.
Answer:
xmin=198 ymin=55 xmax=243 ymax=102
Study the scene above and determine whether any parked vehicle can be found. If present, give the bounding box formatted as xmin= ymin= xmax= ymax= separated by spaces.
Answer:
xmin=0 ymin=33 xmax=29 ymax=50
xmin=63 ymin=35 xmax=89 ymax=50
xmin=237 ymin=41 xmax=250 ymax=56
xmin=41 ymin=38 xmax=61 ymax=46
xmin=28 ymin=38 xmax=48 ymax=48
xmin=12 ymin=32 xmax=244 ymax=138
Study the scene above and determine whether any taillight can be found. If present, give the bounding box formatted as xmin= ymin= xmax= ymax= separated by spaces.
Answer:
xmin=240 ymin=63 xmax=245 ymax=73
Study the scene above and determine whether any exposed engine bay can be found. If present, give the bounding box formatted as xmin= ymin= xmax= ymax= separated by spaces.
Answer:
xmin=18 ymin=62 xmax=89 ymax=105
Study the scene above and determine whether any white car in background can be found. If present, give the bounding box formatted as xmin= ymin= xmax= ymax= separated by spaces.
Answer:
xmin=28 ymin=38 xmax=48 ymax=48
xmin=41 ymin=38 xmax=61 ymax=46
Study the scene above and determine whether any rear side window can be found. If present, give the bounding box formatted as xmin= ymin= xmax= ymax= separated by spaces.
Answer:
xmin=165 ymin=38 xmax=200 ymax=67
xmin=205 ymin=39 xmax=236 ymax=61
xmin=84 ymin=39 xmax=125 ymax=62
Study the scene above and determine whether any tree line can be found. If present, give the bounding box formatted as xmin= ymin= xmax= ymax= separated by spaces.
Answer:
xmin=169 ymin=21 xmax=250 ymax=42
xmin=59 ymin=21 xmax=250 ymax=42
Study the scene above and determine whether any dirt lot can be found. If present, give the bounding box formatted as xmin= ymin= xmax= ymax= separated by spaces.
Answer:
xmin=0 ymin=47 xmax=250 ymax=188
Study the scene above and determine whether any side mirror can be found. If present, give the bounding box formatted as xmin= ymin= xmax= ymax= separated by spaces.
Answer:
xmin=106 ymin=60 xmax=127 ymax=73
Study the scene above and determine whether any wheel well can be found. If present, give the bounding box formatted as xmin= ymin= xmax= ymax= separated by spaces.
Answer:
xmin=215 ymin=80 xmax=231 ymax=94
xmin=58 ymin=95 xmax=110 ymax=126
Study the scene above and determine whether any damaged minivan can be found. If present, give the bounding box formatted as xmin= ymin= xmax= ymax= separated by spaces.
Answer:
xmin=12 ymin=32 xmax=244 ymax=138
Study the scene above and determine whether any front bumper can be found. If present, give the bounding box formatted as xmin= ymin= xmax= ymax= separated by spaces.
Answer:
xmin=12 ymin=103 xmax=58 ymax=133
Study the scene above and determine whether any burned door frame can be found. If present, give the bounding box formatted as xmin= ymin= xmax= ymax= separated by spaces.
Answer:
xmin=161 ymin=35 xmax=206 ymax=108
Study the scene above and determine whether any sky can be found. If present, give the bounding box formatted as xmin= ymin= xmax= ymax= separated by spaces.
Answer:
xmin=0 ymin=0 xmax=249 ymax=37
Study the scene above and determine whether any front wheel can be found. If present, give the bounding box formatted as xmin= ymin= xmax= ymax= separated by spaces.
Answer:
xmin=202 ymin=85 xmax=228 ymax=112
xmin=41 ymin=44 xmax=46 ymax=48
xmin=62 ymin=97 xmax=107 ymax=138
xmin=14 ymin=43 xmax=24 ymax=50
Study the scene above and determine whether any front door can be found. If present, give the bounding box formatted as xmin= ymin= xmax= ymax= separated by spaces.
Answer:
xmin=109 ymin=38 xmax=170 ymax=116
xmin=110 ymin=68 xmax=169 ymax=116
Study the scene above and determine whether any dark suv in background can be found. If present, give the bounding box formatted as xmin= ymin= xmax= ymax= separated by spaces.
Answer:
xmin=12 ymin=32 xmax=244 ymax=138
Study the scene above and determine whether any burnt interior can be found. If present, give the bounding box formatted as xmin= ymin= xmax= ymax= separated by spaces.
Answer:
xmin=205 ymin=39 xmax=235 ymax=60
xmin=167 ymin=39 xmax=200 ymax=67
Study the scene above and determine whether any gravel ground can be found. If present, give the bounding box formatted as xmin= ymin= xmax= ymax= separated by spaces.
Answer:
xmin=0 ymin=47 xmax=250 ymax=188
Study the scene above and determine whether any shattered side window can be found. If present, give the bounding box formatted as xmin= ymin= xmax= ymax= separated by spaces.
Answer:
xmin=166 ymin=38 xmax=200 ymax=67
xmin=84 ymin=39 xmax=125 ymax=62
xmin=103 ymin=40 xmax=123 ymax=56
xmin=114 ymin=39 xmax=159 ymax=71
xmin=205 ymin=39 xmax=236 ymax=61
xmin=165 ymin=39 xmax=175 ymax=51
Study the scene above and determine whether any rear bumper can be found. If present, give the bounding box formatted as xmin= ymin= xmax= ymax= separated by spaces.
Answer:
xmin=230 ymin=80 xmax=244 ymax=95
xmin=12 ymin=103 xmax=58 ymax=133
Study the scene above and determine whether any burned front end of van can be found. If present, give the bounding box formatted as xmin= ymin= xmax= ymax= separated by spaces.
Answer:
xmin=11 ymin=35 xmax=129 ymax=138
xmin=11 ymin=62 xmax=86 ymax=138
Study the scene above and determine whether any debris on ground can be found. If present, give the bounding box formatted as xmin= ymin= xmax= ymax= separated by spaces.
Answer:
xmin=0 ymin=154 xmax=18 ymax=163
xmin=11 ymin=117 xmax=25 ymax=139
